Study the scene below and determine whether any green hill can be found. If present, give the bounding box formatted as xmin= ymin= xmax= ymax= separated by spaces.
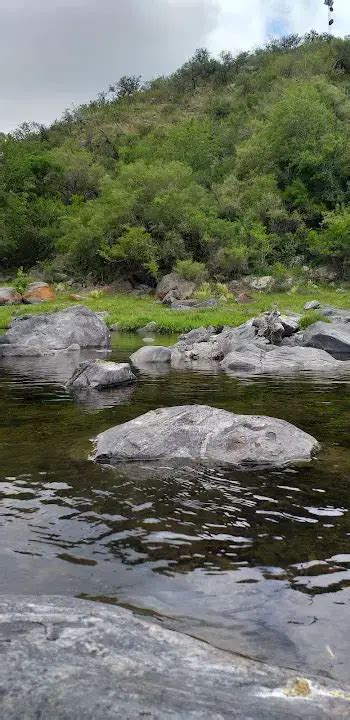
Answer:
xmin=1 ymin=32 xmax=350 ymax=285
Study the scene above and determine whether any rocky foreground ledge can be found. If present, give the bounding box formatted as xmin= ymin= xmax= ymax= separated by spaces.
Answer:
xmin=0 ymin=595 xmax=349 ymax=720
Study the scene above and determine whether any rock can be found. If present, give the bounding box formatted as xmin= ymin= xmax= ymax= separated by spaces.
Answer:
xmin=132 ymin=283 xmax=153 ymax=296
xmin=3 ymin=305 xmax=110 ymax=353
xmin=171 ymin=298 xmax=218 ymax=310
xmin=22 ymin=281 xmax=55 ymax=304
xmin=243 ymin=275 xmax=275 ymax=292
xmin=110 ymin=323 xmax=120 ymax=332
xmin=319 ymin=307 xmax=350 ymax=324
xmin=162 ymin=289 xmax=181 ymax=305
xmin=279 ymin=314 xmax=301 ymax=337
xmin=178 ymin=326 xmax=216 ymax=344
xmin=304 ymin=301 xmax=320 ymax=311
xmin=67 ymin=360 xmax=136 ymax=390
xmin=303 ymin=321 xmax=350 ymax=355
xmin=252 ymin=311 xmax=300 ymax=344
xmin=142 ymin=337 xmax=156 ymax=344
xmin=0 ymin=595 xmax=348 ymax=720
xmin=156 ymin=272 xmax=195 ymax=301
xmin=130 ymin=346 xmax=171 ymax=365
xmin=236 ymin=292 xmax=253 ymax=304
xmin=137 ymin=321 xmax=158 ymax=336
xmin=106 ymin=279 xmax=133 ymax=294
xmin=0 ymin=287 xmax=21 ymax=305
xmin=93 ymin=404 xmax=319 ymax=468
xmin=221 ymin=346 xmax=350 ymax=375
xmin=309 ymin=266 xmax=338 ymax=283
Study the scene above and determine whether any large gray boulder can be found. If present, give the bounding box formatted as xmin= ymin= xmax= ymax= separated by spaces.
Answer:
xmin=171 ymin=322 xmax=269 ymax=370
xmin=221 ymin=346 xmax=350 ymax=375
xmin=319 ymin=306 xmax=350 ymax=324
xmin=2 ymin=305 xmax=110 ymax=353
xmin=0 ymin=595 xmax=348 ymax=720
xmin=130 ymin=345 xmax=171 ymax=365
xmin=303 ymin=321 xmax=350 ymax=355
xmin=66 ymin=360 xmax=136 ymax=390
xmin=156 ymin=272 xmax=195 ymax=301
xmin=0 ymin=287 xmax=21 ymax=305
xmin=93 ymin=404 xmax=319 ymax=468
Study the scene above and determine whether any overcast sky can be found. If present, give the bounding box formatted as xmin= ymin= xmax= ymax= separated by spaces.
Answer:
xmin=0 ymin=0 xmax=349 ymax=132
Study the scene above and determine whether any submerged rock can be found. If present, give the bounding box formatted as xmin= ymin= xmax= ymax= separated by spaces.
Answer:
xmin=67 ymin=360 xmax=136 ymax=390
xmin=0 ymin=595 xmax=348 ymax=720
xmin=2 ymin=305 xmax=110 ymax=354
xmin=303 ymin=321 xmax=350 ymax=355
xmin=130 ymin=346 xmax=171 ymax=365
xmin=93 ymin=404 xmax=319 ymax=468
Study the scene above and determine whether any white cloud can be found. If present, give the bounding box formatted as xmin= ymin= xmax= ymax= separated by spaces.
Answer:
xmin=0 ymin=0 xmax=349 ymax=131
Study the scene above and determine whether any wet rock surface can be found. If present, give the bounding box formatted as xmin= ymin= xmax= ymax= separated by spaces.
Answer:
xmin=0 ymin=595 xmax=348 ymax=720
xmin=93 ymin=404 xmax=319 ymax=468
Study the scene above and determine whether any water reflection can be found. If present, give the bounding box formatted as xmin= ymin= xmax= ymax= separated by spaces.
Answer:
xmin=0 ymin=334 xmax=349 ymax=681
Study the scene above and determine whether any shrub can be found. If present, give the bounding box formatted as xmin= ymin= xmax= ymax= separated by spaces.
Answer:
xmin=13 ymin=267 xmax=30 ymax=294
xmin=175 ymin=259 xmax=208 ymax=283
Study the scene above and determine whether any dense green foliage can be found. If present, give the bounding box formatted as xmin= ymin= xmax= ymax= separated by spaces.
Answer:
xmin=1 ymin=32 xmax=350 ymax=283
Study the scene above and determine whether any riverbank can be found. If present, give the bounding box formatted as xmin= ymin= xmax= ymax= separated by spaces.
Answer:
xmin=0 ymin=287 xmax=350 ymax=334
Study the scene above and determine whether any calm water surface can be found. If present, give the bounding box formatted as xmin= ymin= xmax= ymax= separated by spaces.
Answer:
xmin=0 ymin=333 xmax=350 ymax=681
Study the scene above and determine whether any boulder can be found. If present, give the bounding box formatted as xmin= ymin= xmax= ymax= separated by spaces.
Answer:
xmin=106 ymin=279 xmax=133 ymax=294
xmin=179 ymin=326 xmax=216 ymax=345
xmin=0 ymin=287 xmax=21 ymax=305
xmin=0 ymin=596 xmax=347 ymax=720
xmin=130 ymin=346 xmax=171 ymax=365
xmin=303 ymin=321 xmax=350 ymax=355
xmin=3 ymin=305 xmax=110 ymax=352
xmin=253 ymin=311 xmax=300 ymax=344
xmin=93 ymin=404 xmax=319 ymax=468
xmin=304 ymin=301 xmax=320 ymax=311
xmin=221 ymin=346 xmax=350 ymax=375
xmin=136 ymin=321 xmax=158 ymax=336
xmin=171 ymin=298 xmax=218 ymax=310
xmin=244 ymin=275 xmax=275 ymax=292
xmin=236 ymin=292 xmax=253 ymax=304
xmin=156 ymin=272 xmax=195 ymax=301
xmin=309 ymin=266 xmax=338 ymax=283
xmin=22 ymin=281 xmax=55 ymax=304
xmin=67 ymin=360 xmax=136 ymax=390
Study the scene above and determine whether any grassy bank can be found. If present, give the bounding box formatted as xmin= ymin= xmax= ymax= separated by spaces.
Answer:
xmin=0 ymin=287 xmax=349 ymax=335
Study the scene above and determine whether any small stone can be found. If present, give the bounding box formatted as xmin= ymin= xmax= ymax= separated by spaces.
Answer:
xmin=304 ymin=301 xmax=320 ymax=311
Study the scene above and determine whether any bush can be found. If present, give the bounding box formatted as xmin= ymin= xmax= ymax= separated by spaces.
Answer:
xmin=299 ymin=311 xmax=330 ymax=329
xmin=175 ymin=259 xmax=208 ymax=283
xmin=13 ymin=267 xmax=30 ymax=294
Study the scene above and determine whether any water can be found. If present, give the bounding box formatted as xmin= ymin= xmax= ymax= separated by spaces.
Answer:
xmin=0 ymin=333 xmax=350 ymax=682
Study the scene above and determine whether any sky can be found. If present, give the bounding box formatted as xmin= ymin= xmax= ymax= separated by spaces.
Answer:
xmin=0 ymin=0 xmax=349 ymax=132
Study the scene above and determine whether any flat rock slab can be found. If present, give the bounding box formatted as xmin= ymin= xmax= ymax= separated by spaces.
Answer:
xmin=3 ymin=305 xmax=109 ymax=352
xmin=67 ymin=360 xmax=136 ymax=390
xmin=93 ymin=404 xmax=319 ymax=468
xmin=221 ymin=346 xmax=350 ymax=375
xmin=0 ymin=595 xmax=348 ymax=720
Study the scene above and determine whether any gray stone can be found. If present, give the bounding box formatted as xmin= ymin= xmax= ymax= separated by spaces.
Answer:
xmin=319 ymin=306 xmax=350 ymax=324
xmin=156 ymin=272 xmax=195 ymax=300
xmin=66 ymin=360 xmax=136 ymax=390
xmin=3 ymin=305 xmax=110 ymax=353
xmin=171 ymin=298 xmax=218 ymax=310
xmin=130 ymin=346 xmax=171 ymax=365
xmin=179 ymin=326 xmax=216 ymax=345
xmin=93 ymin=404 xmax=319 ymax=468
xmin=0 ymin=287 xmax=21 ymax=305
xmin=303 ymin=321 xmax=350 ymax=355
xmin=244 ymin=275 xmax=275 ymax=291
xmin=109 ymin=323 xmax=120 ymax=332
xmin=96 ymin=311 xmax=110 ymax=320
xmin=304 ymin=301 xmax=321 ymax=311
xmin=136 ymin=321 xmax=158 ymax=336
xmin=0 ymin=595 xmax=348 ymax=720
xmin=221 ymin=346 xmax=350 ymax=375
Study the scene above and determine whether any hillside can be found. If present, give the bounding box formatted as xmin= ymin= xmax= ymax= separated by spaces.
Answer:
xmin=1 ymin=31 xmax=350 ymax=285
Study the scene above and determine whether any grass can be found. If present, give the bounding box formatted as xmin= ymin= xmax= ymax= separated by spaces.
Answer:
xmin=0 ymin=287 xmax=349 ymax=335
